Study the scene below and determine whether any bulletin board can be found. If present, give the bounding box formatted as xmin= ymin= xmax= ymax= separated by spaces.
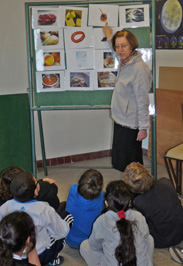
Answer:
xmin=26 ymin=1 xmax=152 ymax=107
xmin=25 ymin=0 xmax=156 ymax=177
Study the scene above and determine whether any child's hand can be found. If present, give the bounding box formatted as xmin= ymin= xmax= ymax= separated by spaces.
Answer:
xmin=43 ymin=177 xmax=57 ymax=186
xmin=102 ymin=22 xmax=113 ymax=39
xmin=27 ymin=247 xmax=41 ymax=266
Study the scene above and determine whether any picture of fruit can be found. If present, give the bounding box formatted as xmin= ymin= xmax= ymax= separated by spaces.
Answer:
xmin=51 ymin=52 xmax=60 ymax=63
xmin=43 ymin=52 xmax=60 ymax=67
xmin=65 ymin=9 xmax=82 ymax=27
xmin=44 ymin=54 xmax=55 ymax=66
xmin=99 ymin=8 xmax=107 ymax=22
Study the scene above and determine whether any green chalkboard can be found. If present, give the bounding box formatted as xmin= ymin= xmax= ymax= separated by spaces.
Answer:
xmin=0 ymin=94 xmax=33 ymax=173
xmin=33 ymin=27 xmax=150 ymax=107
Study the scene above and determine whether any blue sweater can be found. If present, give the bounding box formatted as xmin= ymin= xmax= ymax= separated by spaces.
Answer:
xmin=65 ymin=184 xmax=105 ymax=248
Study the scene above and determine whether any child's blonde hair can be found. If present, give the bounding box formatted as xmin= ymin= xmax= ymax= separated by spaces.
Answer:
xmin=122 ymin=162 xmax=154 ymax=194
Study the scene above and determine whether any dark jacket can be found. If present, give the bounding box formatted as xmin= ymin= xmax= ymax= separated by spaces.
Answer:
xmin=134 ymin=178 xmax=183 ymax=248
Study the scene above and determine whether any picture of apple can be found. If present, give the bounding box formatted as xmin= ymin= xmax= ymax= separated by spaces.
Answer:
xmin=100 ymin=13 xmax=107 ymax=21
xmin=99 ymin=8 xmax=107 ymax=22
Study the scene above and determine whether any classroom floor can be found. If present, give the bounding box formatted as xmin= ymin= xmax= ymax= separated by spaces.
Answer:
xmin=37 ymin=156 xmax=180 ymax=266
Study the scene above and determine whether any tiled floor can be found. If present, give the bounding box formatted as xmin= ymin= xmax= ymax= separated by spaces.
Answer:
xmin=37 ymin=156 xmax=180 ymax=266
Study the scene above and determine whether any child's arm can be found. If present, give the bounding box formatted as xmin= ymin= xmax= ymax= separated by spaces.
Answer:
xmin=27 ymin=247 xmax=41 ymax=266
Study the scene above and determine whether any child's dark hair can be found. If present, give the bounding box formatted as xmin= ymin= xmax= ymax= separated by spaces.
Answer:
xmin=10 ymin=171 xmax=36 ymax=202
xmin=0 ymin=167 xmax=25 ymax=200
xmin=0 ymin=211 xmax=36 ymax=266
xmin=78 ymin=169 xmax=103 ymax=200
xmin=105 ymin=180 xmax=136 ymax=266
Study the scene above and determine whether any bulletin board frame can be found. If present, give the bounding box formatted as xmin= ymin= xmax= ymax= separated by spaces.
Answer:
xmin=25 ymin=0 xmax=157 ymax=177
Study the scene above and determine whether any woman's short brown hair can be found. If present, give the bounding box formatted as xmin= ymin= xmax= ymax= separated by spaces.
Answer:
xmin=122 ymin=162 xmax=154 ymax=194
xmin=112 ymin=30 xmax=138 ymax=52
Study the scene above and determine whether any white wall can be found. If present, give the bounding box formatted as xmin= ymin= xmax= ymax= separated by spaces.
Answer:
xmin=1 ymin=0 xmax=183 ymax=160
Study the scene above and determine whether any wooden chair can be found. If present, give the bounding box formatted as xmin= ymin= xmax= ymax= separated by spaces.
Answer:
xmin=164 ymin=143 xmax=183 ymax=195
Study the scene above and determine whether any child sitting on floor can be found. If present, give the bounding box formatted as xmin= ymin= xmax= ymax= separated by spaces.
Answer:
xmin=122 ymin=162 xmax=183 ymax=248
xmin=65 ymin=169 xmax=105 ymax=248
xmin=0 ymin=171 xmax=73 ymax=266
xmin=80 ymin=180 xmax=154 ymax=266
xmin=0 ymin=211 xmax=41 ymax=266
xmin=0 ymin=167 xmax=61 ymax=212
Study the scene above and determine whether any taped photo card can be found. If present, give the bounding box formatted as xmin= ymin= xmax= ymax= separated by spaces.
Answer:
xmin=66 ymin=48 xmax=95 ymax=70
xmin=36 ymin=49 xmax=65 ymax=71
xmin=59 ymin=6 xmax=88 ymax=28
xmin=94 ymin=70 xmax=117 ymax=90
xmin=88 ymin=4 xmax=118 ymax=27
xmin=119 ymin=4 xmax=150 ymax=28
xmin=36 ymin=71 xmax=65 ymax=92
xmin=65 ymin=70 xmax=94 ymax=91
xmin=32 ymin=7 xmax=61 ymax=28
xmin=95 ymin=50 xmax=118 ymax=70
xmin=34 ymin=27 xmax=64 ymax=50
xmin=64 ymin=27 xmax=94 ymax=49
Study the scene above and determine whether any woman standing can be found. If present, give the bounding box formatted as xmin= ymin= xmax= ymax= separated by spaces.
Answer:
xmin=103 ymin=23 xmax=152 ymax=172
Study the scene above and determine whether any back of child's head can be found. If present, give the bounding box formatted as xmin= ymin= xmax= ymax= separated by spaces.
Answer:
xmin=0 ymin=167 xmax=25 ymax=200
xmin=105 ymin=180 xmax=137 ymax=266
xmin=0 ymin=211 xmax=36 ymax=266
xmin=10 ymin=171 xmax=36 ymax=202
xmin=78 ymin=169 xmax=103 ymax=200
xmin=122 ymin=162 xmax=154 ymax=194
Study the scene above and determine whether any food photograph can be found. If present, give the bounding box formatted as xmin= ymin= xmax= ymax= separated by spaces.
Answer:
xmin=70 ymin=72 xmax=89 ymax=87
xmin=36 ymin=71 xmax=65 ymax=92
xmin=40 ymin=31 xmax=59 ymax=46
xmin=88 ymin=4 xmax=118 ymax=27
xmin=42 ymin=73 xmax=60 ymax=89
xmin=97 ymin=71 xmax=117 ymax=88
xmin=32 ymin=7 xmax=60 ymax=28
xmin=65 ymin=9 xmax=82 ymax=27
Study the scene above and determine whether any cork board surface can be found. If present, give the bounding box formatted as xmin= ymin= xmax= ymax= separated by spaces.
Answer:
xmin=156 ymin=89 xmax=183 ymax=165
xmin=159 ymin=67 xmax=183 ymax=91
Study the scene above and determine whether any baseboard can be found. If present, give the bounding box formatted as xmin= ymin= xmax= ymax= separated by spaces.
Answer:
xmin=37 ymin=148 xmax=148 ymax=168
xmin=37 ymin=149 xmax=112 ymax=168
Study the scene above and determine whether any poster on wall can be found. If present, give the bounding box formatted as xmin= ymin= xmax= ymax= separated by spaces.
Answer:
xmin=156 ymin=0 xmax=183 ymax=49
xmin=119 ymin=4 xmax=150 ymax=28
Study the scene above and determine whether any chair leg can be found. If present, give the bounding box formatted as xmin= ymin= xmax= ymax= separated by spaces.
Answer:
xmin=164 ymin=156 xmax=176 ymax=190
xmin=164 ymin=156 xmax=182 ymax=194
xmin=176 ymin=160 xmax=182 ymax=195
